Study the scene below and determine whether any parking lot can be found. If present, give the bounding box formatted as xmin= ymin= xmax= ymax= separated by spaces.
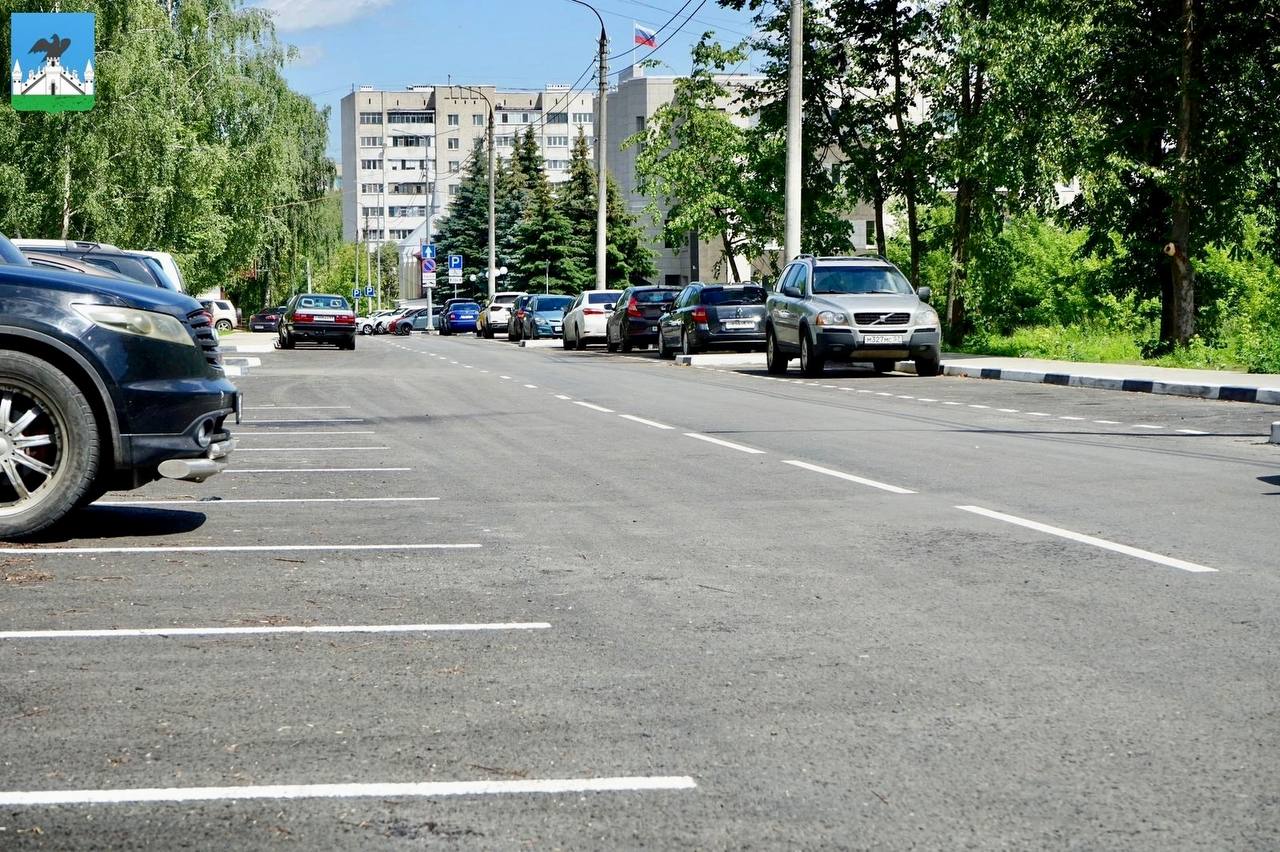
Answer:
xmin=2 ymin=331 xmax=1279 ymax=847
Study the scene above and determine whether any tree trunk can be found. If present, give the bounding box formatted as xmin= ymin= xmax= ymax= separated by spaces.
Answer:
xmin=60 ymin=142 xmax=72 ymax=239
xmin=889 ymin=6 xmax=920 ymax=284
xmin=1167 ymin=0 xmax=1198 ymax=345
xmin=872 ymin=176 xmax=887 ymax=258
xmin=946 ymin=26 xmax=987 ymax=346
xmin=722 ymin=230 xmax=742 ymax=283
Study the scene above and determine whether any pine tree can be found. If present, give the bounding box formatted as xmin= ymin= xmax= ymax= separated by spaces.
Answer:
xmin=513 ymin=177 xmax=586 ymax=293
xmin=432 ymin=139 xmax=490 ymax=300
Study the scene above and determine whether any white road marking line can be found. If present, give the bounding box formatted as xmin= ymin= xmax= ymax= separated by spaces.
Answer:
xmin=856 ymin=389 xmax=873 ymax=393
xmin=968 ymin=404 xmax=990 ymax=409
xmin=236 ymin=447 xmax=389 ymax=453
xmin=955 ymin=505 xmax=1216 ymax=573
xmin=234 ymin=431 xmax=377 ymax=436
xmin=1093 ymin=419 xmax=1121 ymax=425
xmin=241 ymin=419 xmax=364 ymax=424
xmin=897 ymin=395 xmax=915 ymax=399
xmin=0 ymin=622 xmax=550 ymax=640
xmin=781 ymin=460 xmax=915 ymax=494
xmin=1026 ymin=412 xmax=1051 ymax=417
xmin=524 ymin=384 xmax=538 ymax=389
xmin=0 ymin=776 xmax=698 ymax=807
xmin=226 ymin=467 xmax=412 ymax=474
xmin=875 ymin=392 xmax=893 ymax=397
xmin=1177 ymin=428 xmax=1208 ymax=435
xmin=450 ymin=361 xmax=459 ymax=364
xmin=619 ymin=414 xmax=674 ymax=430
xmin=96 ymin=497 xmax=440 ymax=507
xmin=917 ymin=397 xmax=938 ymax=402
xmin=464 ymin=365 xmax=474 ymax=369
xmin=242 ymin=406 xmax=353 ymax=411
xmin=997 ymin=408 xmax=1019 ymax=413
xmin=1059 ymin=416 xmax=1085 ymax=421
xmin=572 ymin=401 xmax=615 ymax=413
xmin=1133 ymin=424 xmax=1164 ymax=430
xmin=822 ymin=385 xmax=838 ymax=389
xmin=480 ymin=370 xmax=489 ymax=373
xmin=500 ymin=375 xmax=512 ymax=379
xmin=555 ymin=394 xmax=572 ymax=400
xmin=0 ymin=543 xmax=481 ymax=556
xmin=942 ymin=401 xmax=962 ymax=406
xmin=683 ymin=433 xmax=765 ymax=454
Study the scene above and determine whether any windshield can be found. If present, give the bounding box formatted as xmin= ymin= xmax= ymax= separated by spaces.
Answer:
xmin=534 ymin=296 xmax=573 ymax=311
xmin=298 ymin=295 xmax=350 ymax=310
xmin=141 ymin=256 xmax=180 ymax=292
xmin=0 ymin=234 xmax=30 ymax=266
xmin=634 ymin=289 xmax=678 ymax=303
xmin=812 ymin=267 xmax=915 ymax=295
xmin=588 ymin=292 xmax=621 ymax=304
xmin=703 ymin=286 xmax=765 ymax=306
xmin=451 ymin=303 xmax=480 ymax=311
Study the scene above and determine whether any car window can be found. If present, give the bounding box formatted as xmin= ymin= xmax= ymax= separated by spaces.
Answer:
xmin=534 ymin=296 xmax=572 ymax=311
xmin=298 ymin=295 xmax=350 ymax=310
xmin=452 ymin=302 xmax=480 ymax=310
xmin=703 ymin=286 xmax=766 ymax=306
xmin=812 ymin=266 xmax=914 ymax=295
xmin=0 ymin=233 xmax=31 ymax=266
xmin=634 ymin=289 xmax=677 ymax=304
xmin=587 ymin=292 xmax=619 ymax=305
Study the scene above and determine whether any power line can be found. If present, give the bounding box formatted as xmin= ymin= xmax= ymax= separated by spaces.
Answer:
xmin=604 ymin=0 xmax=751 ymax=39
xmin=606 ymin=0 xmax=699 ymax=61
xmin=610 ymin=0 xmax=712 ymax=74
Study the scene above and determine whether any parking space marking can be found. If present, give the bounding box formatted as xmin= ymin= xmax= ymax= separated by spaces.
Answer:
xmin=241 ymin=419 xmax=365 ymax=424
xmin=96 ymin=497 xmax=440 ymax=506
xmin=1177 ymin=428 xmax=1208 ymax=435
xmin=573 ymin=401 xmax=615 ymax=413
xmin=0 ymin=543 xmax=481 ymax=556
xmin=236 ymin=446 xmax=389 ymax=452
xmin=234 ymin=431 xmax=377 ymax=436
xmin=956 ymin=505 xmax=1217 ymax=573
xmin=684 ymin=433 xmax=766 ymax=454
xmin=227 ymin=467 xmax=412 ymax=474
xmin=619 ymin=414 xmax=675 ymax=430
xmin=1059 ymin=416 xmax=1085 ymax=421
xmin=0 ymin=776 xmax=698 ymax=807
xmin=781 ymin=460 xmax=916 ymax=494
xmin=0 ymin=622 xmax=550 ymax=640
xmin=1093 ymin=420 xmax=1121 ymax=425
xmin=1133 ymin=424 xmax=1164 ymax=430
xmin=243 ymin=406 xmax=353 ymax=411
xmin=524 ymin=384 xmax=538 ymax=389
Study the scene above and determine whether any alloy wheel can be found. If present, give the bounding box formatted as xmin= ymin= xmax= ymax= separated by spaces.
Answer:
xmin=0 ymin=388 xmax=63 ymax=517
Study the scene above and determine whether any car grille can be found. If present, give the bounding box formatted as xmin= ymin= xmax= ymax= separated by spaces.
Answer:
xmin=854 ymin=312 xmax=910 ymax=326
xmin=185 ymin=309 xmax=223 ymax=369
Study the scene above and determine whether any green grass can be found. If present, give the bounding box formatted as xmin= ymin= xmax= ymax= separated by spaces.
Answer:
xmin=11 ymin=94 xmax=95 ymax=113
xmin=960 ymin=325 xmax=1254 ymax=372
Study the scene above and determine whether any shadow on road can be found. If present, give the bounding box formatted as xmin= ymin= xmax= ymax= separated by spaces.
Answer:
xmin=34 ymin=506 xmax=209 ymax=543
xmin=1259 ymin=474 xmax=1280 ymax=495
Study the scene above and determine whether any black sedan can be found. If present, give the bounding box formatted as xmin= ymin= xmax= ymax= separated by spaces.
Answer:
xmin=277 ymin=293 xmax=356 ymax=350
xmin=657 ymin=283 xmax=768 ymax=358
xmin=249 ymin=305 xmax=287 ymax=333
xmin=605 ymin=286 xmax=680 ymax=352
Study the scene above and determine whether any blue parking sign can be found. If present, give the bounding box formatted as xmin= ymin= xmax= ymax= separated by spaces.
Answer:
xmin=365 ymin=286 xmax=375 ymax=297
xmin=352 ymin=287 xmax=360 ymax=299
xmin=448 ymin=254 xmax=463 ymax=271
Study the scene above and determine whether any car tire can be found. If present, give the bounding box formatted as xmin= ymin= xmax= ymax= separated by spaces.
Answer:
xmin=681 ymin=328 xmax=697 ymax=357
xmin=799 ymin=332 xmax=825 ymax=377
xmin=215 ymin=319 xmax=233 ymax=332
xmin=562 ymin=330 xmax=573 ymax=349
xmin=766 ymin=329 xmax=788 ymax=374
xmin=915 ymin=353 xmax=941 ymax=377
xmin=574 ymin=326 xmax=587 ymax=350
xmin=657 ymin=333 xmax=675 ymax=360
xmin=621 ymin=334 xmax=633 ymax=353
xmin=873 ymin=359 xmax=896 ymax=374
xmin=278 ymin=332 xmax=294 ymax=350
xmin=0 ymin=351 xmax=101 ymax=539
xmin=606 ymin=327 xmax=618 ymax=352
xmin=360 ymin=324 xmax=372 ymax=335
xmin=484 ymin=325 xmax=494 ymax=339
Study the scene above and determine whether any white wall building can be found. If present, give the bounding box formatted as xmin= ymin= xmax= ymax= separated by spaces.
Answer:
xmin=11 ymin=57 xmax=93 ymax=97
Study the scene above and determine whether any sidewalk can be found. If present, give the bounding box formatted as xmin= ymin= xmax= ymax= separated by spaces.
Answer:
xmin=903 ymin=354 xmax=1280 ymax=405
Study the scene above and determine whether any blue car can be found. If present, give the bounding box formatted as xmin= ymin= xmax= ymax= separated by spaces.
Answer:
xmin=520 ymin=294 xmax=574 ymax=339
xmin=440 ymin=300 xmax=480 ymax=335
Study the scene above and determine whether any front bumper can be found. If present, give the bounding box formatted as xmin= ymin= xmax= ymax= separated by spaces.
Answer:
xmin=814 ymin=327 xmax=941 ymax=360
xmin=119 ymin=383 xmax=239 ymax=472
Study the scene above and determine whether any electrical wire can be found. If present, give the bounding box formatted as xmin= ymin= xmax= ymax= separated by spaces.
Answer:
xmin=606 ymin=0 xmax=699 ymax=61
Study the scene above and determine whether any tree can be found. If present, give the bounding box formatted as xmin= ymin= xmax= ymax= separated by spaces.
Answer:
xmin=561 ymin=128 xmax=655 ymax=287
xmin=512 ymin=175 xmax=585 ymax=293
xmin=432 ymin=139 xmax=491 ymax=300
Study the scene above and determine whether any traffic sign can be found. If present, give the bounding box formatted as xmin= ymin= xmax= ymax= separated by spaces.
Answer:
xmin=351 ymin=287 xmax=360 ymax=299
xmin=421 ymin=257 xmax=437 ymax=274
xmin=424 ymin=272 xmax=438 ymax=287
xmin=448 ymin=254 xmax=463 ymax=271
xmin=423 ymin=244 xmax=437 ymax=260
xmin=364 ymin=286 xmax=375 ymax=297
xmin=447 ymin=271 xmax=463 ymax=285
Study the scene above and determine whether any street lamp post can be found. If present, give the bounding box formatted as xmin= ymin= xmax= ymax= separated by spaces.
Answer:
xmin=457 ymin=85 xmax=497 ymax=303
xmin=567 ymin=0 xmax=608 ymax=291
xmin=784 ymin=0 xmax=803 ymax=261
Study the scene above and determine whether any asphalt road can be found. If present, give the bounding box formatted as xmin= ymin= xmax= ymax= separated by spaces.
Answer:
xmin=2 ymin=332 xmax=1278 ymax=849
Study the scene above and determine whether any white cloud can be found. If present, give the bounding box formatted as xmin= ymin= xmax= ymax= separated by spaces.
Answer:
xmin=289 ymin=43 xmax=327 ymax=67
xmin=253 ymin=0 xmax=397 ymax=32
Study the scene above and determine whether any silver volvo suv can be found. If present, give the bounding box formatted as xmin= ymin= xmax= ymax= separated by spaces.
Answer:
xmin=765 ymin=255 xmax=942 ymax=377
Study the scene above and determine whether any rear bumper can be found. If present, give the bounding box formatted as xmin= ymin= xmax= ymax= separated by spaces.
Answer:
xmin=249 ymin=322 xmax=276 ymax=332
xmin=290 ymin=323 xmax=355 ymax=340
xmin=692 ymin=328 xmax=766 ymax=348
xmin=814 ymin=327 xmax=940 ymax=360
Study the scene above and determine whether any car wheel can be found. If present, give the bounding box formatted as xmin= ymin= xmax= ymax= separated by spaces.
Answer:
xmin=915 ymin=353 xmax=941 ymax=377
xmin=621 ymin=333 xmax=633 ymax=353
xmin=360 ymin=324 xmax=372 ymax=336
xmin=346 ymin=337 xmax=356 ymax=350
xmin=484 ymin=324 xmax=494 ymax=339
xmin=0 ymin=351 xmax=101 ymax=539
xmin=606 ymin=327 xmax=618 ymax=352
xmin=215 ymin=319 xmax=233 ymax=332
xmin=766 ymin=329 xmax=788 ymax=374
xmin=562 ymin=329 xmax=573 ymax=350
xmin=799 ymin=332 xmax=825 ymax=377
xmin=873 ymin=359 xmax=896 ymax=374
xmin=657 ymin=332 xmax=675 ymax=360
xmin=278 ymin=332 xmax=294 ymax=350
xmin=681 ymin=328 xmax=697 ymax=357
xmin=574 ymin=325 xmax=587 ymax=350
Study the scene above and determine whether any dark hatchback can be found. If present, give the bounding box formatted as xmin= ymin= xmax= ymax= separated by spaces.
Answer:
xmin=277 ymin=294 xmax=356 ymax=349
xmin=605 ymin=286 xmax=680 ymax=352
xmin=250 ymin=305 xmax=287 ymax=333
xmin=0 ymin=232 xmax=239 ymax=537
xmin=507 ymin=294 xmax=535 ymax=341
xmin=521 ymin=294 xmax=573 ymax=339
xmin=12 ymin=240 xmax=177 ymax=291
xmin=657 ymin=283 xmax=768 ymax=358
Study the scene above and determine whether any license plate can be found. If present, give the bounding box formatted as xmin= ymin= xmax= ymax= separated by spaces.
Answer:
xmin=315 ymin=316 xmax=333 ymax=322
xmin=649 ymin=325 xmax=658 ymax=333
xmin=723 ymin=320 xmax=755 ymax=329
xmin=863 ymin=334 xmax=905 ymax=345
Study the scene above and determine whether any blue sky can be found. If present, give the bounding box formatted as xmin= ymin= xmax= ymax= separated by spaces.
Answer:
xmin=11 ymin=12 xmax=95 ymax=80
xmin=253 ymin=0 xmax=763 ymax=158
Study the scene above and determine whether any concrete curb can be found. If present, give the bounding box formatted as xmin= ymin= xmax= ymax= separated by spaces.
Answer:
xmin=519 ymin=339 xmax=562 ymax=349
xmin=674 ymin=353 xmax=766 ymax=368
xmin=1271 ymin=423 xmax=1280 ymax=445
xmin=892 ymin=360 xmax=1280 ymax=406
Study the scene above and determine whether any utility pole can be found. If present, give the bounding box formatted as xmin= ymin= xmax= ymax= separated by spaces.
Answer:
xmin=487 ymin=101 xmax=497 ymax=303
xmin=784 ymin=0 xmax=803 ymax=262
xmin=426 ymin=175 xmax=436 ymax=331
xmin=569 ymin=1 xmax=609 ymax=291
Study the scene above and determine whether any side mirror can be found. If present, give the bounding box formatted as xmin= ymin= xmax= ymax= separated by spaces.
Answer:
xmin=917 ymin=286 xmax=932 ymax=302
xmin=604 ymin=303 xmax=615 ymax=311
xmin=781 ymin=286 xmax=800 ymax=298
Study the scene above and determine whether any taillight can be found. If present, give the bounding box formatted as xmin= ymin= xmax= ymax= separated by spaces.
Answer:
xmin=449 ymin=312 xmax=458 ymax=319
xmin=583 ymin=307 xmax=603 ymax=315
xmin=198 ymin=310 xmax=213 ymax=325
xmin=294 ymin=312 xmax=314 ymax=323
xmin=691 ymin=306 xmax=708 ymax=324
xmin=626 ymin=298 xmax=641 ymax=318
xmin=336 ymin=313 xmax=355 ymax=325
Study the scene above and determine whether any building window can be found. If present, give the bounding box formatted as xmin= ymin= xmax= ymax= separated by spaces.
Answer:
xmin=361 ymin=206 xmax=384 ymax=218
xmin=358 ymin=112 xmax=383 ymax=125
xmin=521 ymin=113 xmax=529 ymax=123
xmin=360 ymin=182 xmax=384 ymax=193
xmin=547 ymin=112 xmax=568 ymax=124
xmin=390 ymin=229 xmax=414 ymax=240
xmin=501 ymin=113 xmax=510 ymax=124
xmin=472 ymin=113 xmax=485 ymax=126
xmin=391 ymin=135 xmax=427 ymax=147
xmin=447 ymin=113 xmax=460 ymax=126
xmin=363 ymin=229 xmax=383 ymax=241
xmin=448 ymin=160 xmax=460 ymax=172
xmin=572 ymin=112 xmax=593 ymax=123
xmin=496 ymin=135 xmax=514 ymax=147
xmin=359 ymin=136 xmax=382 ymax=147
xmin=545 ymin=159 xmax=569 ymax=170
xmin=360 ymin=159 xmax=383 ymax=170
xmin=388 ymin=110 xmax=433 ymax=124
xmin=546 ymin=136 xmax=569 ymax=147
xmin=449 ymin=185 xmax=459 ymax=197
xmin=447 ymin=137 xmax=460 ymax=150
xmin=635 ymin=116 xmax=645 ymax=133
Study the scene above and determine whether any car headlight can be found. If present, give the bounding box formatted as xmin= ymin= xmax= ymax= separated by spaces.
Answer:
xmin=73 ymin=304 xmax=196 ymax=347
xmin=815 ymin=311 xmax=847 ymax=326
xmin=914 ymin=306 xmax=940 ymax=326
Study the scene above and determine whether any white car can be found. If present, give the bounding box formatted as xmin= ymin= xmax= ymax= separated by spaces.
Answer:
xmin=199 ymin=298 xmax=240 ymax=332
xmin=478 ymin=291 xmax=525 ymax=339
xmin=562 ymin=290 xmax=623 ymax=350
xmin=376 ymin=308 xmax=412 ymax=334
xmin=359 ymin=310 xmax=397 ymax=335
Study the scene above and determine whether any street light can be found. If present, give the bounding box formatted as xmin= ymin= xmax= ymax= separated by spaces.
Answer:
xmin=566 ymin=0 xmax=608 ymax=291
xmin=456 ymin=85 xmax=497 ymax=304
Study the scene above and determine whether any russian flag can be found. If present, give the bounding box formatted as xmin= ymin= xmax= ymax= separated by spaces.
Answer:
xmin=634 ymin=23 xmax=657 ymax=48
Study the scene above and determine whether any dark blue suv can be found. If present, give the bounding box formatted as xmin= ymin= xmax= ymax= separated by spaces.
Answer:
xmin=0 ymin=233 xmax=239 ymax=537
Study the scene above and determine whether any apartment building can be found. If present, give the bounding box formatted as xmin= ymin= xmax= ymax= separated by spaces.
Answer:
xmin=340 ymin=84 xmax=596 ymax=250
